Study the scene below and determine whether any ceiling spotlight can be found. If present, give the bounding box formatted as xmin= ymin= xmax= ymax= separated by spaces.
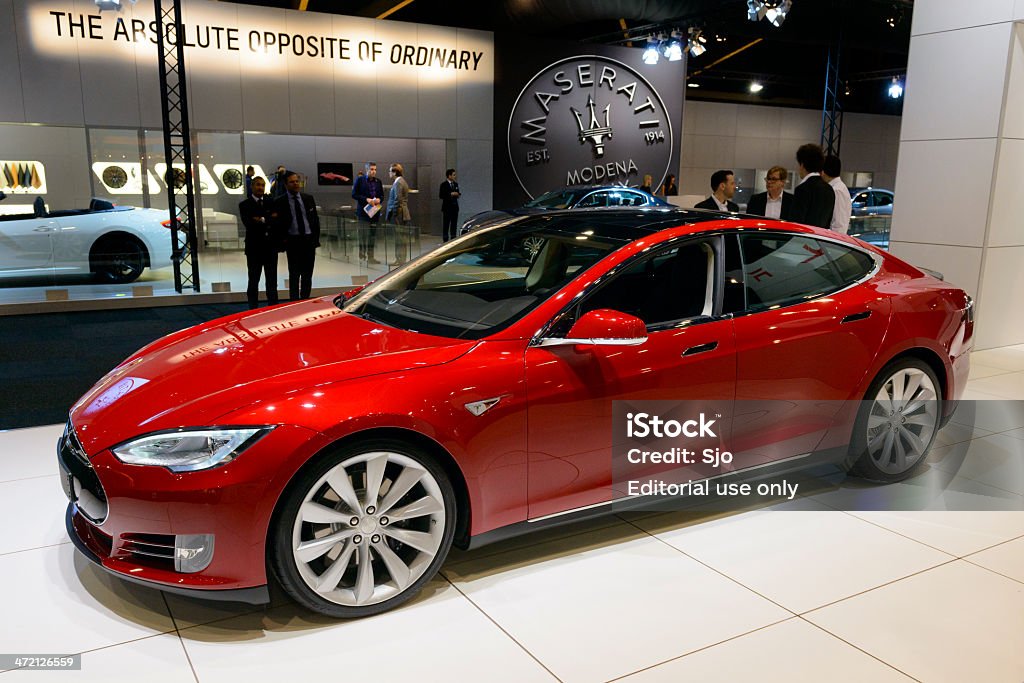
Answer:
xmin=715 ymin=34 xmax=727 ymax=42
xmin=766 ymin=0 xmax=792 ymax=27
xmin=687 ymin=82 xmax=701 ymax=88
xmin=687 ymin=28 xmax=707 ymax=57
xmin=749 ymin=82 xmax=764 ymax=93
xmin=642 ymin=37 xmax=660 ymax=65
xmin=663 ymin=30 xmax=684 ymax=62
xmin=888 ymin=76 xmax=903 ymax=99
xmin=844 ymin=83 xmax=851 ymax=96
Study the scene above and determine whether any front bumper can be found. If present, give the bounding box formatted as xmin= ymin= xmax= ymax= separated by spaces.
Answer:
xmin=66 ymin=503 xmax=270 ymax=604
xmin=59 ymin=421 xmax=322 ymax=602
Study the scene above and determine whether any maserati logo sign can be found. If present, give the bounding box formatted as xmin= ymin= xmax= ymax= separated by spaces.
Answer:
xmin=507 ymin=55 xmax=674 ymax=198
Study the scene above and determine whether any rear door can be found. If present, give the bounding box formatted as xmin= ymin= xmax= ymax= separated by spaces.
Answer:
xmin=728 ymin=232 xmax=890 ymax=461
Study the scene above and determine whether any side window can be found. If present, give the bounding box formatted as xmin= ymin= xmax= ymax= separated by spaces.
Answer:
xmin=577 ymin=240 xmax=715 ymax=328
xmin=576 ymin=191 xmax=608 ymax=208
xmin=623 ymin=191 xmax=648 ymax=206
xmin=821 ymin=241 xmax=875 ymax=285
xmin=853 ymin=192 xmax=869 ymax=205
xmin=740 ymin=234 xmax=843 ymax=310
xmin=872 ymin=192 xmax=893 ymax=207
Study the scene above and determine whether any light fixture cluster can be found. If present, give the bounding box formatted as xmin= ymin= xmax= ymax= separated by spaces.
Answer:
xmin=747 ymin=0 xmax=793 ymax=27
xmin=642 ymin=28 xmax=706 ymax=65
xmin=888 ymin=76 xmax=904 ymax=99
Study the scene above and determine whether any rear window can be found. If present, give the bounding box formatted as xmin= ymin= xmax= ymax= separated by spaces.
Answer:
xmin=740 ymin=234 xmax=843 ymax=310
xmin=821 ymin=241 xmax=875 ymax=285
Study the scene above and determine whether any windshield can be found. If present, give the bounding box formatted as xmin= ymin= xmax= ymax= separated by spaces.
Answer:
xmin=524 ymin=188 xmax=588 ymax=209
xmin=340 ymin=221 xmax=621 ymax=339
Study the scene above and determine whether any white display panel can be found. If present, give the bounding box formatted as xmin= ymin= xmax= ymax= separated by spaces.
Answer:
xmin=153 ymin=162 xmax=219 ymax=195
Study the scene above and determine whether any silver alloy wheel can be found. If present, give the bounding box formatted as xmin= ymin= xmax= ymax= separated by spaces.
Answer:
xmin=291 ymin=451 xmax=446 ymax=607
xmin=864 ymin=368 xmax=939 ymax=475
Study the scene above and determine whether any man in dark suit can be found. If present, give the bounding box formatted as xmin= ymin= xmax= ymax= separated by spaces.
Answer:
xmin=273 ymin=171 xmax=320 ymax=301
xmin=694 ymin=170 xmax=739 ymax=212
xmin=239 ymin=176 xmax=281 ymax=308
xmin=352 ymin=162 xmax=384 ymax=264
xmin=746 ymin=165 xmax=798 ymax=221
xmin=792 ymin=143 xmax=835 ymax=229
xmin=438 ymin=168 xmax=460 ymax=242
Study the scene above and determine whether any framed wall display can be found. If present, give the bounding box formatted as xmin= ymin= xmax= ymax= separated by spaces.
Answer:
xmin=0 ymin=160 xmax=47 ymax=194
xmin=213 ymin=164 xmax=270 ymax=195
xmin=316 ymin=162 xmax=354 ymax=186
xmin=154 ymin=163 xmax=220 ymax=195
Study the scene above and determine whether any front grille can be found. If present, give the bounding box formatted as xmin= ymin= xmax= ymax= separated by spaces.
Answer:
xmin=120 ymin=533 xmax=175 ymax=570
xmin=58 ymin=420 xmax=108 ymax=524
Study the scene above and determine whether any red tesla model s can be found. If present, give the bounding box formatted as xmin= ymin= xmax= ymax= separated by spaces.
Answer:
xmin=59 ymin=209 xmax=973 ymax=617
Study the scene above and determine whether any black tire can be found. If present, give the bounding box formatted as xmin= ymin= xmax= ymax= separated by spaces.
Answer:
xmin=93 ymin=237 xmax=146 ymax=284
xmin=269 ymin=438 xmax=457 ymax=618
xmin=848 ymin=357 xmax=942 ymax=483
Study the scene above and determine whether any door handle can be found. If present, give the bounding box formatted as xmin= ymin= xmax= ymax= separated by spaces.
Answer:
xmin=33 ymin=226 xmax=56 ymax=232
xmin=682 ymin=341 xmax=718 ymax=357
xmin=841 ymin=311 xmax=872 ymax=324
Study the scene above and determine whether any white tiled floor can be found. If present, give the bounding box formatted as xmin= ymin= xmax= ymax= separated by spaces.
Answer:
xmin=2 ymin=347 xmax=1023 ymax=681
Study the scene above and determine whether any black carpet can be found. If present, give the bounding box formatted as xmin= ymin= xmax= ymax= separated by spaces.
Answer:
xmin=0 ymin=303 xmax=249 ymax=430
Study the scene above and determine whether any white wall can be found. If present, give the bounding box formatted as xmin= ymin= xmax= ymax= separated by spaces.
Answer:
xmin=890 ymin=1 xmax=1024 ymax=349
xmin=679 ymin=100 xmax=900 ymax=199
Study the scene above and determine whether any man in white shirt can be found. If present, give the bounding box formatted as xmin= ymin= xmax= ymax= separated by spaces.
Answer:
xmin=822 ymin=155 xmax=852 ymax=234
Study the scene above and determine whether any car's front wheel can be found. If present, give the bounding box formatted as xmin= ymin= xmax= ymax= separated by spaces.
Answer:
xmin=849 ymin=358 xmax=942 ymax=482
xmin=270 ymin=439 xmax=456 ymax=617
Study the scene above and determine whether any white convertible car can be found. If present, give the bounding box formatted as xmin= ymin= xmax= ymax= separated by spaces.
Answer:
xmin=0 ymin=196 xmax=175 ymax=284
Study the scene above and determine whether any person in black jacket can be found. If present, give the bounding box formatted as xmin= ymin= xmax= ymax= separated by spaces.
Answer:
xmin=239 ymin=176 xmax=281 ymax=308
xmin=352 ymin=162 xmax=384 ymax=263
xmin=273 ymin=171 xmax=321 ymax=301
xmin=694 ymin=170 xmax=739 ymax=212
xmin=746 ymin=165 xmax=798 ymax=221
xmin=438 ymin=168 xmax=461 ymax=242
xmin=792 ymin=144 xmax=835 ymax=229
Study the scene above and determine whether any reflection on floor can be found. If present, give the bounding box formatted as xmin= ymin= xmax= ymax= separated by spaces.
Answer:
xmin=2 ymin=347 xmax=1024 ymax=681
xmin=0 ymin=234 xmax=444 ymax=306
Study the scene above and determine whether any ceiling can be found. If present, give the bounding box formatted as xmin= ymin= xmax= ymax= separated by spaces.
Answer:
xmin=222 ymin=0 xmax=913 ymax=115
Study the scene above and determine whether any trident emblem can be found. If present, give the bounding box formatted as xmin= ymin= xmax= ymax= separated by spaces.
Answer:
xmin=571 ymin=95 xmax=613 ymax=158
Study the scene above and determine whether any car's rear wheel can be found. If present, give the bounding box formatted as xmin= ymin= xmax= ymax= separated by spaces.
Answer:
xmin=270 ymin=439 xmax=456 ymax=618
xmin=849 ymin=358 xmax=942 ymax=482
xmin=92 ymin=237 xmax=146 ymax=284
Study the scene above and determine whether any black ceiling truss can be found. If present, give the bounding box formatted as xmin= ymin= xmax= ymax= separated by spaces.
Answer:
xmin=154 ymin=0 xmax=200 ymax=294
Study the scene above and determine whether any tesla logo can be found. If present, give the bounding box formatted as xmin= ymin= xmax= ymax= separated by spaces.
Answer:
xmin=507 ymin=55 xmax=674 ymax=198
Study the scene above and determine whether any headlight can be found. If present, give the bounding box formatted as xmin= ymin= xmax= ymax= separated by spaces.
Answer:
xmin=111 ymin=427 xmax=271 ymax=472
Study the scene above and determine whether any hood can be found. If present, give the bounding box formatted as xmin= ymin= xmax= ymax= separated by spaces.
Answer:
xmin=71 ymin=297 xmax=475 ymax=453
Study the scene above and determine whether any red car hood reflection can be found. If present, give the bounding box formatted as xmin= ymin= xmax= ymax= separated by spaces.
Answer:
xmin=70 ymin=298 xmax=476 ymax=453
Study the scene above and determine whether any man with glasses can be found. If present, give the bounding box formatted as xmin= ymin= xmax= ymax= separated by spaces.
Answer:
xmin=747 ymin=166 xmax=798 ymax=220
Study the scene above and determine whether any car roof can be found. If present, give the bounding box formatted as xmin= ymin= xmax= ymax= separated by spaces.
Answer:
xmin=848 ymin=187 xmax=893 ymax=194
xmin=508 ymin=206 xmax=780 ymax=243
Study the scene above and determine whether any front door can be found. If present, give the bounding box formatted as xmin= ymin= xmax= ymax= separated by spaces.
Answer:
xmin=0 ymin=215 xmax=55 ymax=273
xmin=525 ymin=237 xmax=737 ymax=519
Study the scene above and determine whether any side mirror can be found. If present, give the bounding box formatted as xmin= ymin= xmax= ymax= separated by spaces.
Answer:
xmin=537 ymin=309 xmax=647 ymax=347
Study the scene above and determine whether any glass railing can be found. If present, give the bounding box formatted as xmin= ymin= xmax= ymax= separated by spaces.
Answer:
xmin=848 ymin=215 xmax=892 ymax=250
